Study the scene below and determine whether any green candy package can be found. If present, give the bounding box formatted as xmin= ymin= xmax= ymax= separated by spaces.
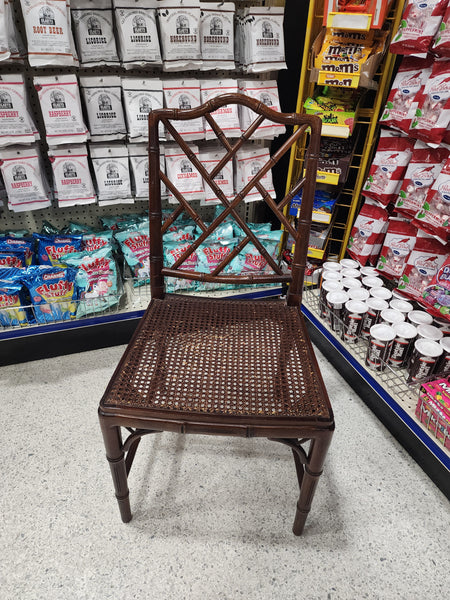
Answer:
xmin=60 ymin=222 xmax=96 ymax=235
xmin=100 ymin=213 xmax=145 ymax=231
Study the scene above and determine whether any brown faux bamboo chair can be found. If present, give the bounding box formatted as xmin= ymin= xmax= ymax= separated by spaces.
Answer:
xmin=98 ymin=94 xmax=335 ymax=535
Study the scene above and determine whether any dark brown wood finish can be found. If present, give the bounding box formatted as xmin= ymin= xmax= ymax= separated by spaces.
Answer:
xmin=99 ymin=94 xmax=334 ymax=535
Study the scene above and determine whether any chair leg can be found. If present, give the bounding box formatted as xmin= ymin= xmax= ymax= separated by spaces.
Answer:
xmin=99 ymin=417 xmax=132 ymax=523
xmin=293 ymin=431 xmax=333 ymax=536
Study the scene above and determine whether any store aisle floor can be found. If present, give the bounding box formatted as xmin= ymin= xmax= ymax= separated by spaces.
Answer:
xmin=1 ymin=344 xmax=448 ymax=600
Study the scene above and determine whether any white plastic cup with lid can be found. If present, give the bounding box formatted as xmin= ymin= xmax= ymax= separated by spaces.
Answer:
xmin=360 ymin=266 xmax=378 ymax=277
xmin=407 ymin=338 xmax=443 ymax=384
xmin=389 ymin=321 xmax=417 ymax=369
xmin=417 ymin=323 xmax=443 ymax=342
xmin=362 ymin=276 xmax=384 ymax=290
xmin=407 ymin=310 xmax=433 ymax=327
xmin=341 ymin=267 xmax=361 ymax=279
xmin=326 ymin=290 xmax=349 ymax=334
xmin=342 ymin=277 xmax=362 ymax=291
xmin=320 ymin=280 xmax=344 ymax=320
xmin=347 ymin=287 xmax=370 ymax=302
xmin=340 ymin=258 xmax=359 ymax=269
xmin=433 ymin=317 xmax=450 ymax=336
xmin=361 ymin=297 xmax=389 ymax=337
xmin=435 ymin=337 xmax=450 ymax=375
xmin=380 ymin=308 xmax=405 ymax=327
xmin=365 ymin=323 xmax=396 ymax=371
xmin=322 ymin=261 xmax=342 ymax=273
xmin=370 ymin=287 xmax=393 ymax=301
xmin=342 ymin=299 xmax=368 ymax=343
xmin=389 ymin=298 xmax=414 ymax=315
xmin=320 ymin=269 xmax=342 ymax=289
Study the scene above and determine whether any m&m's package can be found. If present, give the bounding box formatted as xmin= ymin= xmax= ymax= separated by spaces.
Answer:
xmin=0 ymin=268 xmax=28 ymax=327
xmin=21 ymin=265 xmax=78 ymax=323
xmin=34 ymin=234 xmax=83 ymax=267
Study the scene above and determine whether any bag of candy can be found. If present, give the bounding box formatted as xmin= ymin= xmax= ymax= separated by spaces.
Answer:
xmin=432 ymin=3 xmax=450 ymax=57
xmin=61 ymin=222 xmax=96 ymax=235
xmin=21 ymin=265 xmax=78 ymax=323
xmin=81 ymin=230 xmax=115 ymax=253
xmin=414 ymin=154 xmax=450 ymax=242
xmin=362 ymin=130 xmax=414 ymax=207
xmin=62 ymin=246 xmax=120 ymax=317
xmin=164 ymin=240 xmax=198 ymax=292
xmin=228 ymin=230 xmax=283 ymax=276
xmin=422 ymin=255 xmax=450 ymax=318
xmin=115 ymin=222 xmax=150 ymax=280
xmin=0 ymin=237 xmax=33 ymax=266
xmin=376 ymin=218 xmax=418 ymax=280
xmin=100 ymin=213 xmax=145 ymax=231
xmin=347 ymin=200 xmax=389 ymax=266
xmin=397 ymin=231 xmax=448 ymax=301
xmin=196 ymin=238 xmax=238 ymax=274
xmin=0 ymin=74 xmax=39 ymax=146
xmin=0 ymin=267 xmax=28 ymax=327
xmin=380 ymin=56 xmax=433 ymax=133
xmin=163 ymin=225 xmax=197 ymax=243
xmin=390 ymin=0 xmax=448 ymax=56
xmin=395 ymin=141 xmax=448 ymax=219
xmin=33 ymin=234 xmax=83 ymax=267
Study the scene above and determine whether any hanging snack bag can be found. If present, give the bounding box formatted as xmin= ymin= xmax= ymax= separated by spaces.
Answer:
xmin=0 ymin=74 xmax=39 ymax=146
xmin=128 ymin=143 xmax=166 ymax=199
xmin=79 ymin=76 xmax=127 ymax=142
xmin=34 ymin=74 xmax=88 ymax=146
xmin=48 ymin=144 xmax=96 ymax=208
xmin=347 ymin=200 xmax=389 ymax=266
xmin=395 ymin=141 xmax=448 ymax=219
xmin=71 ymin=0 xmax=119 ymax=66
xmin=122 ymin=78 xmax=164 ymax=142
xmin=89 ymin=144 xmax=133 ymax=206
xmin=165 ymin=144 xmax=205 ymax=203
xmin=34 ymin=233 xmax=83 ymax=267
xmin=376 ymin=218 xmax=418 ymax=280
xmin=0 ymin=268 xmax=28 ymax=328
xmin=0 ymin=0 xmax=10 ymax=61
xmin=390 ymin=0 xmax=448 ymax=56
xmin=21 ymin=265 xmax=77 ymax=323
xmin=234 ymin=146 xmax=275 ymax=203
xmin=397 ymin=231 xmax=448 ymax=301
xmin=362 ymin=130 xmax=414 ymax=207
xmin=4 ymin=0 xmax=25 ymax=64
xmin=199 ymin=146 xmax=234 ymax=206
xmin=157 ymin=0 xmax=202 ymax=71
xmin=200 ymin=80 xmax=241 ymax=139
xmin=199 ymin=2 xmax=235 ymax=70
xmin=238 ymin=80 xmax=285 ymax=139
xmin=113 ymin=0 xmax=161 ymax=68
xmin=163 ymin=79 xmax=204 ymax=141
xmin=380 ymin=56 xmax=433 ymax=133
xmin=19 ymin=0 xmax=74 ymax=66
xmin=415 ymin=155 xmax=450 ymax=240
xmin=432 ymin=4 xmax=450 ymax=57
xmin=240 ymin=6 xmax=286 ymax=73
xmin=62 ymin=245 xmax=119 ymax=316
xmin=0 ymin=146 xmax=51 ymax=212
xmin=115 ymin=221 xmax=150 ymax=279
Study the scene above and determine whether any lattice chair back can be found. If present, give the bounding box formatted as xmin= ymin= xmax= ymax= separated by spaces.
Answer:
xmin=148 ymin=94 xmax=321 ymax=306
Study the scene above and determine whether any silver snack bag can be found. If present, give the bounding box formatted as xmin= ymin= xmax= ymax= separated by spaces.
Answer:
xmin=49 ymin=144 xmax=96 ymax=207
xmin=199 ymin=2 xmax=234 ymax=70
xmin=71 ymin=0 xmax=120 ymax=67
xmin=122 ymin=78 xmax=164 ymax=142
xmin=157 ymin=0 xmax=202 ymax=71
xmin=89 ymin=143 xmax=133 ymax=206
xmin=80 ymin=75 xmax=127 ymax=142
xmin=0 ymin=74 xmax=39 ymax=146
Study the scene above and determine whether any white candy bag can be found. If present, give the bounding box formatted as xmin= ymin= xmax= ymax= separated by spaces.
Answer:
xmin=157 ymin=0 xmax=202 ymax=71
xmin=240 ymin=6 xmax=286 ymax=74
xmin=164 ymin=144 xmax=205 ymax=203
xmin=199 ymin=2 xmax=235 ymax=70
xmin=128 ymin=143 xmax=166 ymax=199
xmin=200 ymin=79 xmax=241 ymax=139
xmin=49 ymin=144 xmax=96 ymax=207
xmin=34 ymin=74 xmax=88 ymax=146
xmin=19 ymin=0 xmax=74 ymax=66
xmin=163 ymin=79 xmax=204 ymax=141
xmin=80 ymin=75 xmax=127 ymax=142
xmin=89 ymin=143 xmax=133 ymax=206
xmin=5 ymin=0 xmax=26 ymax=64
xmin=238 ymin=80 xmax=285 ymax=139
xmin=122 ymin=78 xmax=164 ymax=142
xmin=0 ymin=145 xmax=51 ymax=212
xmin=71 ymin=0 xmax=119 ymax=66
xmin=199 ymin=146 xmax=234 ymax=206
xmin=234 ymin=145 xmax=275 ymax=203
xmin=113 ymin=0 xmax=161 ymax=68
xmin=0 ymin=74 xmax=39 ymax=146
xmin=0 ymin=0 xmax=10 ymax=61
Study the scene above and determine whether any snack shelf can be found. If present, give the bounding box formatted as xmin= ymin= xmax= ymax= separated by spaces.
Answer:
xmin=302 ymin=286 xmax=450 ymax=499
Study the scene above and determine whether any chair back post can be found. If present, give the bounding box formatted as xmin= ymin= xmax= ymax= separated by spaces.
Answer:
xmin=148 ymin=111 xmax=165 ymax=299
xmin=286 ymin=117 xmax=321 ymax=307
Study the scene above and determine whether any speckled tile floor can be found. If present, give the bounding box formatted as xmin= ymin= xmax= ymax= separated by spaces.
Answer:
xmin=1 ymin=344 xmax=449 ymax=600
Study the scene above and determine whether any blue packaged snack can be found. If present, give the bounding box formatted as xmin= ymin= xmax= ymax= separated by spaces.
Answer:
xmin=290 ymin=190 xmax=337 ymax=217
xmin=232 ymin=222 xmax=272 ymax=238
xmin=81 ymin=230 xmax=115 ymax=253
xmin=196 ymin=239 xmax=238 ymax=275
xmin=0 ymin=268 xmax=28 ymax=327
xmin=0 ymin=237 xmax=34 ymax=266
xmin=62 ymin=247 xmax=120 ymax=317
xmin=61 ymin=222 xmax=96 ymax=235
xmin=229 ymin=230 xmax=283 ymax=275
xmin=33 ymin=234 xmax=83 ymax=267
xmin=21 ymin=266 xmax=78 ymax=323
xmin=0 ymin=251 xmax=27 ymax=269
xmin=115 ymin=222 xmax=150 ymax=280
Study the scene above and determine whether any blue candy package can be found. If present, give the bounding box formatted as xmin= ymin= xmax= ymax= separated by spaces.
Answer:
xmin=0 ymin=251 xmax=27 ymax=268
xmin=62 ymin=247 xmax=120 ymax=317
xmin=21 ymin=266 xmax=78 ymax=323
xmin=0 ymin=268 xmax=28 ymax=327
xmin=164 ymin=240 xmax=198 ymax=292
xmin=33 ymin=234 xmax=83 ymax=267
xmin=0 ymin=237 xmax=34 ymax=265
xmin=115 ymin=223 xmax=150 ymax=280
xmin=290 ymin=190 xmax=337 ymax=217
xmin=197 ymin=222 xmax=234 ymax=242
xmin=232 ymin=222 xmax=272 ymax=238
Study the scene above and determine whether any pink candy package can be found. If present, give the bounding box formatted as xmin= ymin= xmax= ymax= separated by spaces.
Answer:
xmin=362 ymin=130 xmax=414 ymax=207
xmin=414 ymin=154 xmax=450 ymax=241
xmin=397 ymin=231 xmax=448 ymax=301
xmin=432 ymin=4 xmax=450 ymax=58
xmin=380 ymin=56 xmax=433 ymax=133
xmin=347 ymin=200 xmax=389 ymax=266
xmin=376 ymin=218 xmax=418 ymax=280
xmin=410 ymin=60 xmax=450 ymax=147
xmin=390 ymin=0 xmax=448 ymax=56
xmin=395 ymin=141 xmax=448 ymax=219
xmin=422 ymin=254 xmax=450 ymax=318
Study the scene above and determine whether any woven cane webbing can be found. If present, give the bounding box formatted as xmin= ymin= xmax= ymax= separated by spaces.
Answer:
xmin=103 ymin=296 xmax=330 ymax=419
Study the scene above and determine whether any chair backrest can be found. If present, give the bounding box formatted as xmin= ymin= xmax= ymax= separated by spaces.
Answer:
xmin=148 ymin=93 xmax=321 ymax=307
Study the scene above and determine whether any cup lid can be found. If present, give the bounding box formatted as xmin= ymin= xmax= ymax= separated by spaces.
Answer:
xmin=362 ymin=276 xmax=383 ymax=288
xmin=342 ymin=277 xmax=362 ymax=289
xmin=323 ymin=261 xmax=342 ymax=272
xmin=393 ymin=321 xmax=417 ymax=339
xmin=417 ymin=324 xmax=444 ymax=341
xmin=322 ymin=280 xmax=344 ymax=293
xmin=407 ymin=310 xmax=433 ymax=326
xmin=340 ymin=258 xmax=359 ymax=269
xmin=370 ymin=323 xmax=396 ymax=342
xmin=370 ymin=287 xmax=393 ymax=301
xmin=326 ymin=290 xmax=349 ymax=305
xmin=345 ymin=299 xmax=368 ymax=314
xmin=360 ymin=266 xmax=378 ymax=276
xmin=341 ymin=268 xmax=360 ymax=279
xmin=439 ymin=337 xmax=450 ymax=352
xmin=390 ymin=298 xmax=414 ymax=313
xmin=347 ymin=288 xmax=370 ymax=301
xmin=414 ymin=338 xmax=443 ymax=358
xmin=380 ymin=308 xmax=405 ymax=324
xmin=322 ymin=270 xmax=342 ymax=282
xmin=367 ymin=297 xmax=389 ymax=311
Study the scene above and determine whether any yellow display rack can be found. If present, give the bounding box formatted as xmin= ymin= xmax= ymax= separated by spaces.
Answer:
xmin=285 ymin=0 xmax=406 ymax=261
